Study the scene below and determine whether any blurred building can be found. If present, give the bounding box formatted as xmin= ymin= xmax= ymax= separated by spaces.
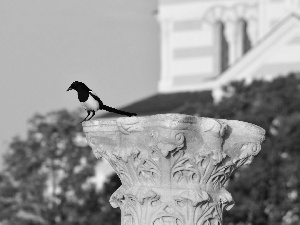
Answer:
xmin=102 ymin=0 xmax=300 ymax=117
xmin=97 ymin=0 xmax=300 ymax=190
xmin=157 ymin=0 xmax=300 ymax=95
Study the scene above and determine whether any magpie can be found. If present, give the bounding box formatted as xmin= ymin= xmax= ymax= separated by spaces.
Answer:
xmin=67 ymin=81 xmax=137 ymax=122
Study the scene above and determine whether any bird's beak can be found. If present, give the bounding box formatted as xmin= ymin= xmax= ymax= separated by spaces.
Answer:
xmin=66 ymin=87 xmax=72 ymax=91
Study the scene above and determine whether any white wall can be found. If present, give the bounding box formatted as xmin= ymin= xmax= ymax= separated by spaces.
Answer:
xmin=157 ymin=0 xmax=300 ymax=93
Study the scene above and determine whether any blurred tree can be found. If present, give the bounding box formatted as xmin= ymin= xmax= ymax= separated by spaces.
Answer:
xmin=0 ymin=109 xmax=104 ymax=225
xmin=1 ymin=75 xmax=299 ymax=225
xmin=96 ymin=174 xmax=121 ymax=225
xmin=210 ymin=75 xmax=300 ymax=225
xmin=91 ymin=74 xmax=300 ymax=225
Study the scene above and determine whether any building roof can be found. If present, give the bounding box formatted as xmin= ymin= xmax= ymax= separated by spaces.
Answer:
xmin=99 ymin=90 xmax=213 ymax=118
xmin=99 ymin=16 xmax=300 ymax=120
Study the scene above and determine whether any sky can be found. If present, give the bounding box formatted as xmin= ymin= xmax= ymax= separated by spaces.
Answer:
xmin=0 ymin=0 xmax=160 ymax=156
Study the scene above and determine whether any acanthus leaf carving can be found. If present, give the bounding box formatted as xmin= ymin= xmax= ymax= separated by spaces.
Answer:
xmin=153 ymin=130 xmax=185 ymax=157
xmin=200 ymin=118 xmax=228 ymax=165
xmin=87 ymin=137 xmax=107 ymax=159
xmin=110 ymin=186 xmax=125 ymax=208
xmin=116 ymin=117 xmax=143 ymax=135
xmin=83 ymin=114 xmax=265 ymax=225
xmin=110 ymin=158 xmax=133 ymax=188
xmin=92 ymin=146 xmax=103 ymax=159
xmin=136 ymin=159 xmax=160 ymax=185
xmin=207 ymin=158 xmax=235 ymax=190
xmin=129 ymin=186 xmax=159 ymax=205
xmin=217 ymin=188 xmax=235 ymax=211
xmin=113 ymin=146 xmax=139 ymax=163
xmin=172 ymin=156 xmax=199 ymax=184
xmin=233 ymin=142 xmax=261 ymax=166
xmin=176 ymin=189 xmax=210 ymax=207
xmin=195 ymin=154 xmax=212 ymax=180
xmin=196 ymin=202 xmax=222 ymax=225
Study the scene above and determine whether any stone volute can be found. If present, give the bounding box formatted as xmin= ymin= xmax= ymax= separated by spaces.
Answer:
xmin=82 ymin=114 xmax=265 ymax=225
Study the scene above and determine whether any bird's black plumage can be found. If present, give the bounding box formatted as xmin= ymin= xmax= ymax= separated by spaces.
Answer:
xmin=67 ymin=81 xmax=137 ymax=122
xmin=67 ymin=81 xmax=90 ymax=102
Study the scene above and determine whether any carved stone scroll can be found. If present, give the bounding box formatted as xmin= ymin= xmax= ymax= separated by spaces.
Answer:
xmin=83 ymin=114 xmax=265 ymax=225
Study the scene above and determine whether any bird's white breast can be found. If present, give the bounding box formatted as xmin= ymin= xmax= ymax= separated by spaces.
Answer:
xmin=81 ymin=95 xmax=99 ymax=111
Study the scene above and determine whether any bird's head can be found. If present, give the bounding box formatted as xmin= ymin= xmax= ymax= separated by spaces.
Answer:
xmin=67 ymin=81 xmax=88 ymax=92
xmin=67 ymin=81 xmax=79 ymax=91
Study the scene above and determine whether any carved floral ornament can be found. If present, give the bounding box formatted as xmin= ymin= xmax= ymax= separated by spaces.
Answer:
xmin=82 ymin=114 xmax=265 ymax=225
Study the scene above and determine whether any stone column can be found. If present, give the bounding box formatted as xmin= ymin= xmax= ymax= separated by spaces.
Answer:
xmin=247 ymin=19 xmax=258 ymax=46
xmin=83 ymin=114 xmax=265 ymax=225
xmin=213 ymin=21 xmax=228 ymax=75
xmin=157 ymin=18 xmax=173 ymax=92
xmin=224 ymin=21 xmax=237 ymax=65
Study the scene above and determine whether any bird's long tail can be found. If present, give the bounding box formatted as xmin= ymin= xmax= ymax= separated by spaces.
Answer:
xmin=101 ymin=105 xmax=137 ymax=117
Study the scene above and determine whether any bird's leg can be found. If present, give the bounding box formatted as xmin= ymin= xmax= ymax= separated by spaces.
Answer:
xmin=87 ymin=111 xmax=95 ymax=121
xmin=81 ymin=111 xmax=91 ymax=122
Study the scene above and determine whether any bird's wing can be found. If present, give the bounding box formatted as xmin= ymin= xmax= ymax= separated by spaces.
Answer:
xmin=89 ymin=90 xmax=137 ymax=116
xmin=89 ymin=91 xmax=103 ymax=106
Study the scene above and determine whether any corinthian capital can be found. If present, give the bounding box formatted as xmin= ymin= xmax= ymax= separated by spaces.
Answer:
xmin=83 ymin=114 xmax=265 ymax=225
